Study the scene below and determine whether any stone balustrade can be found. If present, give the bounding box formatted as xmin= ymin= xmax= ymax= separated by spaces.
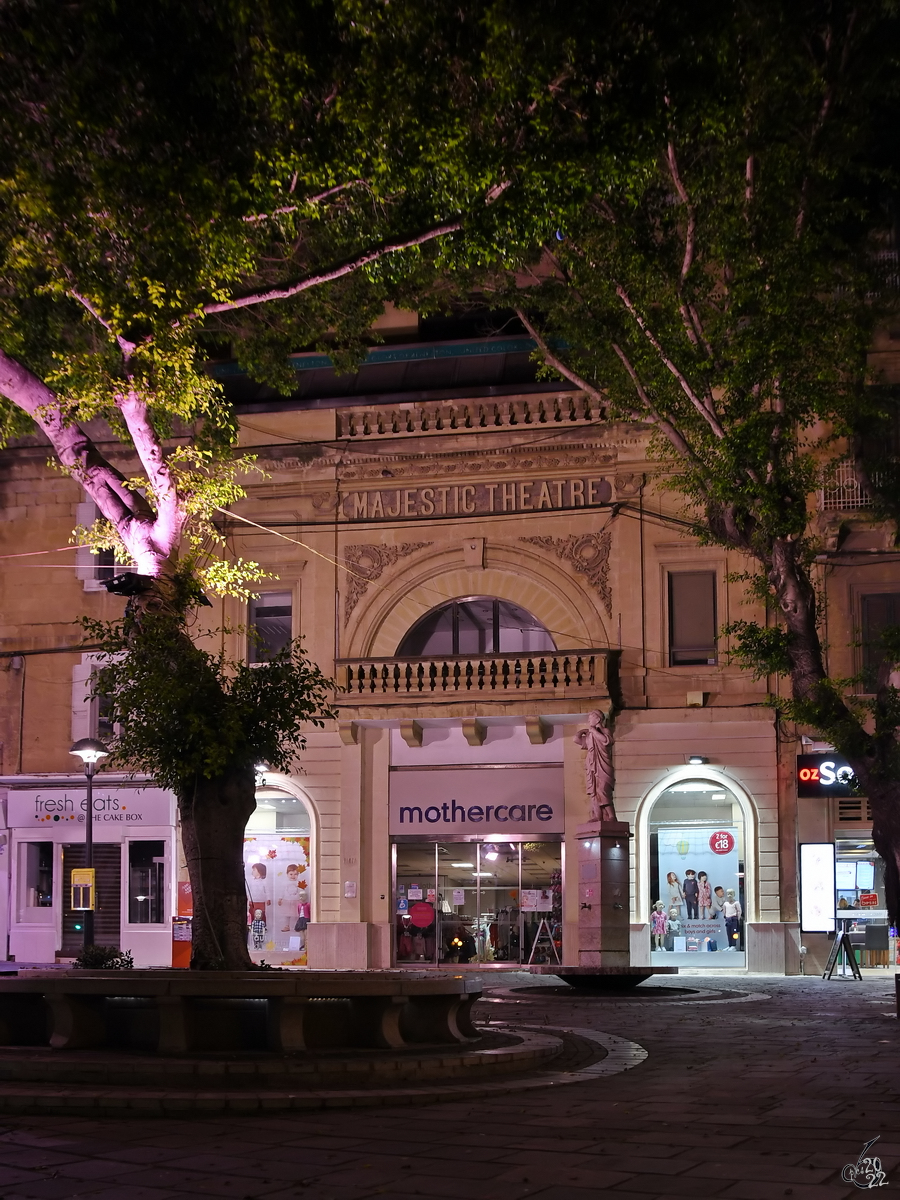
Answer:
xmin=336 ymin=650 xmax=610 ymax=701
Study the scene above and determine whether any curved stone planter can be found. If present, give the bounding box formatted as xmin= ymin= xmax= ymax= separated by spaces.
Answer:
xmin=0 ymin=969 xmax=482 ymax=1054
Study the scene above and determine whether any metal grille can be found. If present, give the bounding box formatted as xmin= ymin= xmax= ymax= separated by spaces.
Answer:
xmin=820 ymin=462 xmax=872 ymax=512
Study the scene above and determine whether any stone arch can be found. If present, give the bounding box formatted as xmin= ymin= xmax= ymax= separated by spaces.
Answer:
xmin=344 ymin=541 xmax=610 ymax=657
xmin=632 ymin=765 xmax=760 ymax=924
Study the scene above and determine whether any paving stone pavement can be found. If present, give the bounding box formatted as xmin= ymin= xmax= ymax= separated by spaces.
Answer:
xmin=0 ymin=972 xmax=896 ymax=1200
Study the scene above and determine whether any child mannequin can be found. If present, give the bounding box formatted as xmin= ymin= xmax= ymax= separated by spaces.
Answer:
xmin=665 ymin=871 xmax=684 ymax=917
xmin=651 ymin=900 xmax=668 ymax=950
xmin=250 ymin=908 xmax=267 ymax=950
xmin=723 ymin=889 xmax=743 ymax=950
xmin=683 ymin=870 xmax=699 ymax=919
xmin=711 ymin=885 xmax=726 ymax=917
xmin=665 ymin=907 xmax=683 ymax=952
xmin=697 ymin=871 xmax=712 ymax=919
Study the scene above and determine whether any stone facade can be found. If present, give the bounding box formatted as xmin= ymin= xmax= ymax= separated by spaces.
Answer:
xmin=0 ymin=354 xmax=896 ymax=972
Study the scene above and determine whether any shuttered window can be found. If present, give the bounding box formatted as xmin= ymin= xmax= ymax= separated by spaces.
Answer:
xmin=861 ymin=593 xmax=900 ymax=688
xmin=248 ymin=592 xmax=293 ymax=663
xmin=668 ymin=572 xmax=717 ymax=666
xmin=62 ymin=844 xmax=121 ymax=954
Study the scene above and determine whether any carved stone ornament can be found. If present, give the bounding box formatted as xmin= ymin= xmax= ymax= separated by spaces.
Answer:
xmin=343 ymin=542 xmax=432 ymax=625
xmin=521 ymin=531 xmax=612 ymax=615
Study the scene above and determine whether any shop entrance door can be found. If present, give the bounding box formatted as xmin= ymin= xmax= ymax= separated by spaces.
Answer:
xmin=61 ymin=844 xmax=121 ymax=955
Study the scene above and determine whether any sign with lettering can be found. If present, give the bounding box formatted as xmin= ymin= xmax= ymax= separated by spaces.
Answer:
xmin=797 ymin=754 xmax=856 ymax=798
xmin=342 ymin=477 xmax=612 ymax=521
xmin=8 ymin=787 xmax=175 ymax=832
xmin=858 ymin=892 xmax=879 ymax=908
xmin=389 ymin=766 xmax=564 ymax=835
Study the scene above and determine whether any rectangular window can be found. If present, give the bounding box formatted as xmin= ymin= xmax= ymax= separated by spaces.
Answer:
xmin=861 ymin=593 xmax=900 ymax=688
xmin=249 ymin=592 xmax=293 ymax=663
xmin=127 ymin=840 xmax=166 ymax=924
xmin=17 ymin=842 xmax=54 ymax=921
xmin=668 ymin=571 xmax=717 ymax=666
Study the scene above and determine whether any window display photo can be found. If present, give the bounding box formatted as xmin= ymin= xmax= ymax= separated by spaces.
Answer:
xmin=243 ymin=787 xmax=312 ymax=966
xmin=648 ymin=780 xmax=746 ymax=967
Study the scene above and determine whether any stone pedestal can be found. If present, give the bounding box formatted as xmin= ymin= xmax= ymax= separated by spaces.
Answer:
xmin=576 ymin=821 xmax=631 ymax=968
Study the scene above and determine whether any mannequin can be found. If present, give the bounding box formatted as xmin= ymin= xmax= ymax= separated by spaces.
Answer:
xmin=723 ymin=889 xmax=743 ymax=951
xmin=651 ymin=900 xmax=668 ymax=950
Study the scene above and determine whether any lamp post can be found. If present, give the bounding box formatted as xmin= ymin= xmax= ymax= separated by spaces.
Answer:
xmin=69 ymin=737 xmax=109 ymax=949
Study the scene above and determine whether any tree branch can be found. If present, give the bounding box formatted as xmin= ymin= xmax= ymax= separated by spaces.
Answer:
xmin=0 ymin=348 xmax=151 ymax=529
xmin=193 ymin=219 xmax=462 ymax=320
xmin=610 ymin=341 xmax=711 ymax=483
xmin=614 ymin=283 xmax=726 ymax=438
xmin=666 ymin=141 xmax=695 ymax=283
xmin=114 ymin=389 xmax=181 ymax=545
xmin=513 ymin=308 xmax=606 ymax=407
xmin=242 ymin=180 xmax=371 ymax=222
xmin=69 ymin=290 xmax=136 ymax=359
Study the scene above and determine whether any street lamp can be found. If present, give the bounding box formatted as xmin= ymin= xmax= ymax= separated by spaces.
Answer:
xmin=69 ymin=737 xmax=109 ymax=948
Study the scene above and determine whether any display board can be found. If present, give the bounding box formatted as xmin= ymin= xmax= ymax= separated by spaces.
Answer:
xmin=799 ymin=842 xmax=836 ymax=933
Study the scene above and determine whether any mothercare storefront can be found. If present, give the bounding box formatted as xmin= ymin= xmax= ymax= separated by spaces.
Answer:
xmin=389 ymin=725 xmax=563 ymax=966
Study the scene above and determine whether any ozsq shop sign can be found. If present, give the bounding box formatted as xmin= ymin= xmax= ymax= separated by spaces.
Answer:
xmin=796 ymin=754 xmax=857 ymax=798
xmin=341 ymin=477 xmax=612 ymax=521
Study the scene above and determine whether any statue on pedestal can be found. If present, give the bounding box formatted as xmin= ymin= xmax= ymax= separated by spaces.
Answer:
xmin=575 ymin=708 xmax=617 ymax=822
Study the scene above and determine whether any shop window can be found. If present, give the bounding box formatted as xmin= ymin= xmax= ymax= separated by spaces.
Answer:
xmin=397 ymin=597 xmax=556 ymax=657
xmin=648 ymin=780 xmax=745 ymax=965
xmin=668 ymin=572 xmax=717 ymax=665
xmin=17 ymin=842 xmax=54 ymax=920
xmin=244 ymin=787 xmax=312 ymax=963
xmin=392 ymin=839 xmax=562 ymax=965
xmin=860 ymin=593 xmax=900 ymax=688
xmin=127 ymin=841 xmax=166 ymax=924
xmin=249 ymin=592 xmax=293 ymax=663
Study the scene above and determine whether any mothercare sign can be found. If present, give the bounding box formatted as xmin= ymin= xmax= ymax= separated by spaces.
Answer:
xmin=9 ymin=787 xmax=174 ymax=831
xmin=389 ymin=767 xmax=564 ymax=835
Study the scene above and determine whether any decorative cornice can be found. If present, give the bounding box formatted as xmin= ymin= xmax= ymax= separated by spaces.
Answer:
xmin=343 ymin=542 xmax=432 ymax=625
xmin=521 ymin=532 xmax=613 ymax=615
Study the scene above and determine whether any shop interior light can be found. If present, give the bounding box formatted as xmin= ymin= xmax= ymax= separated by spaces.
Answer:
xmin=472 ymin=871 xmax=494 ymax=877
xmin=451 ymin=862 xmax=474 ymax=868
xmin=483 ymin=843 xmax=499 ymax=861
xmin=688 ymin=755 xmax=708 ymax=765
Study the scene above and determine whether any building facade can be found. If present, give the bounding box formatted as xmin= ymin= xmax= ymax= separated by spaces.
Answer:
xmin=1 ymin=319 xmax=896 ymax=972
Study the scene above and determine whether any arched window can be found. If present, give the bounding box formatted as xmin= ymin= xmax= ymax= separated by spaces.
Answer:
xmin=397 ymin=597 xmax=556 ymax=656
xmin=647 ymin=778 xmax=746 ymax=965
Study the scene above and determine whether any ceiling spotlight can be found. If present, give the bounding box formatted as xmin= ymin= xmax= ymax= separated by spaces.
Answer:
xmin=688 ymin=755 xmax=708 ymax=766
xmin=483 ymin=843 xmax=499 ymax=862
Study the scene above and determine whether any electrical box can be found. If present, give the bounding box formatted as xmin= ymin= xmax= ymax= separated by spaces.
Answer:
xmin=71 ymin=868 xmax=95 ymax=911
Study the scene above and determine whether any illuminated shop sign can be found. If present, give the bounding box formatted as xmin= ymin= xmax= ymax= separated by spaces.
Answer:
xmin=796 ymin=754 xmax=857 ymax=798
xmin=389 ymin=766 xmax=564 ymax=835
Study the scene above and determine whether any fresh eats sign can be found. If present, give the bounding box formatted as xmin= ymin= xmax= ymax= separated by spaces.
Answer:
xmin=8 ymin=788 xmax=175 ymax=830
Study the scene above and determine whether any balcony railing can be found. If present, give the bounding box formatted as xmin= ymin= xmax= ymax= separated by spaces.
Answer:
xmin=336 ymin=650 xmax=610 ymax=700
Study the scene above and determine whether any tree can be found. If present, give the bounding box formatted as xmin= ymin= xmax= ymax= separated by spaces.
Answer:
xmin=0 ymin=1 xmax=510 ymax=966
xmin=382 ymin=2 xmax=900 ymax=916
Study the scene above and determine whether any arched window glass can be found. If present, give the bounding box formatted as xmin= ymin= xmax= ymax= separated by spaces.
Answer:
xmin=397 ymin=597 xmax=556 ymax=656
xmin=648 ymin=779 xmax=746 ymax=967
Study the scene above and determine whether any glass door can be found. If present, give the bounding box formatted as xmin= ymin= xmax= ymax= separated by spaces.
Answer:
xmin=395 ymin=842 xmax=438 ymax=963
xmin=394 ymin=839 xmax=563 ymax=965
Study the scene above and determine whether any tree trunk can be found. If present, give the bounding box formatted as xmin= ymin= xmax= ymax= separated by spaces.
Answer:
xmin=178 ymin=766 xmax=257 ymax=970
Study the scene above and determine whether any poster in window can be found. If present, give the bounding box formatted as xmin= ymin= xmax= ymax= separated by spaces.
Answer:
xmin=243 ymin=835 xmax=310 ymax=965
xmin=655 ymin=827 xmax=740 ymax=954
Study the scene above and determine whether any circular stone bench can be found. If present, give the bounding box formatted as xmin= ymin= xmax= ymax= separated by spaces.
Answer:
xmin=0 ymin=970 xmax=482 ymax=1055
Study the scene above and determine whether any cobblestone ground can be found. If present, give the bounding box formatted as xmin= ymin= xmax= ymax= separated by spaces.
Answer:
xmin=0 ymin=972 xmax=896 ymax=1200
